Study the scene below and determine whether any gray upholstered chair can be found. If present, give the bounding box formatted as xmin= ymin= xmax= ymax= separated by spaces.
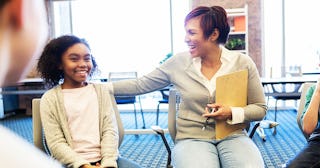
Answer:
xmin=32 ymin=98 xmax=45 ymax=152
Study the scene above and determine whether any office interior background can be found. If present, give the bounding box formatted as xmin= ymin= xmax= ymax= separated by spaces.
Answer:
xmin=1 ymin=1 xmax=318 ymax=167
xmin=37 ymin=0 xmax=320 ymax=80
xmin=2 ymin=0 xmax=318 ymax=113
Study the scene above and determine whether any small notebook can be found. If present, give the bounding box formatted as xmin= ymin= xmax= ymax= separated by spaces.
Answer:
xmin=215 ymin=69 xmax=248 ymax=140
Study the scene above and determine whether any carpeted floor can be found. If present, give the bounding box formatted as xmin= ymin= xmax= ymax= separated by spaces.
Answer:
xmin=0 ymin=109 xmax=307 ymax=168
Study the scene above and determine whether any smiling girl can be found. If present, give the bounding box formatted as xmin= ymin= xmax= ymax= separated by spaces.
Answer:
xmin=37 ymin=35 xmax=141 ymax=168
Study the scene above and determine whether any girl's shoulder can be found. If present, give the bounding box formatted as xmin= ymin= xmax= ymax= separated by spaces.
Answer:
xmin=90 ymin=82 xmax=113 ymax=95
xmin=42 ymin=85 xmax=61 ymax=98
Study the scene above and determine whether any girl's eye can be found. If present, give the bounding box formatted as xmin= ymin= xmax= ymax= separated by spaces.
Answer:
xmin=70 ymin=57 xmax=78 ymax=61
xmin=84 ymin=56 xmax=91 ymax=61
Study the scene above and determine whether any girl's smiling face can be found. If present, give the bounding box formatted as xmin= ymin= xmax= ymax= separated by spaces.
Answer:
xmin=60 ymin=43 xmax=93 ymax=89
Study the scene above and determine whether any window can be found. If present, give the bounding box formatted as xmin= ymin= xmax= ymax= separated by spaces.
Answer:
xmin=263 ymin=0 xmax=320 ymax=77
xmin=284 ymin=0 xmax=320 ymax=74
xmin=52 ymin=0 xmax=190 ymax=78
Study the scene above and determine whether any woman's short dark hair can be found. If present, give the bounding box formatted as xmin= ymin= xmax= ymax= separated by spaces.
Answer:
xmin=185 ymin=6 xmax=230 ymax=44
xmin=37 ymin=35 xmax=98 ymax=88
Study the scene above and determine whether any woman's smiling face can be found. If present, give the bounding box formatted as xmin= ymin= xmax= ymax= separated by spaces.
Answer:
xmin=184 ymin=17 xmax=212 ymax=58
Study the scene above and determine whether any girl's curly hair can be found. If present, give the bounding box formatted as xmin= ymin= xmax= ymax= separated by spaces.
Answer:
xmin=37 ymin=35 xmax=98 ymax=88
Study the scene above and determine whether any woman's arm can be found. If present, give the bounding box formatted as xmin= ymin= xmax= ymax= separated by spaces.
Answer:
xmin=112 ymin=53 xmax=190 ymax=97
xmin=112 ymin=71 xmax=170 ymax=96
xmin=243 ymin=57 xmax=268 ymax=122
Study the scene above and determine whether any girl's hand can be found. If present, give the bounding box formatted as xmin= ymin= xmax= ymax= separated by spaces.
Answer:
xmin=202 ymin=103 xmax=232 ymax=120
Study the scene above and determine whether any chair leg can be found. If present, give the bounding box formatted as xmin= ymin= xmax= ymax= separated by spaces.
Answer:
xmin=249 ymin=122 xmax=260 ymax=139
xmin=250 ymin=122 xmax=267 ymax=142
xmin=133 ymin=104 xmax=138 ymax=129
xmin=152 ymin=126 xmax=172 ymax=168
xmin=265 ymin=96 xmax=271 ymax=120
xmin=273 ymin=100 xmax=278 ymax=135
xmin=156 ymin=103 xmax=160 ymax=125
xmin=137 ymin=96 xmax=146 ymax=129
xmin=140 ymin=108 xmax=146 ymax=129
xmin=256 ymin=126 xmax=267 ymax=142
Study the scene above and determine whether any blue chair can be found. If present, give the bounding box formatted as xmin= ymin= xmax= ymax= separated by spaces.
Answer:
xmin=156 ymin=88 xmax=169 ymax=125
xmin=264 ymin=82 xmax=301 ymax=134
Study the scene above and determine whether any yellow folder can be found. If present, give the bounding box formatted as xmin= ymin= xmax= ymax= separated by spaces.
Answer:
xmin=215 ymin=69 xmax=248 ymax=140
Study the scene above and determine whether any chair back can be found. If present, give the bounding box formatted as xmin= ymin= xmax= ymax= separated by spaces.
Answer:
xmin=32 ymin=98 xmax=45 ymax=152
xmin=297 ymin=82 xmax=316 ymax=139
xmin=32 ymin=94 xmax=124 ymax=152
xmin=160 ymin=88 xmax=169 ymax=101
xmin=168 ymin=89 xmax=178 ymax=141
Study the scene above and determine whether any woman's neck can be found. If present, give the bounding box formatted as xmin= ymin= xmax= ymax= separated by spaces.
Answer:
xmin=201 ymin=46 xmax=222 ymax=67
xmin=200 ymin=46 xmax=222 ymax=80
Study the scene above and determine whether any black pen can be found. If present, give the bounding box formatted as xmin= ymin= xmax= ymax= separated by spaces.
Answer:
xmin=202 ymin=107 xmax=216 ymax=131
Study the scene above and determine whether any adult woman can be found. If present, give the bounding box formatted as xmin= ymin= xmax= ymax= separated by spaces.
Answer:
xmin=111 ymin=6 xmax=267 ymax=168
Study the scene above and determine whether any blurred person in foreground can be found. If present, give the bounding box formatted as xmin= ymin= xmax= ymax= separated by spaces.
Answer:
xmin=0 ymin=0 xmax=62 ymax=167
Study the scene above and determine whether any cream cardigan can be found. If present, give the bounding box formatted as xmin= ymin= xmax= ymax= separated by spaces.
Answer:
xmin=40 ymin=84 xmax=119 ymax=168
